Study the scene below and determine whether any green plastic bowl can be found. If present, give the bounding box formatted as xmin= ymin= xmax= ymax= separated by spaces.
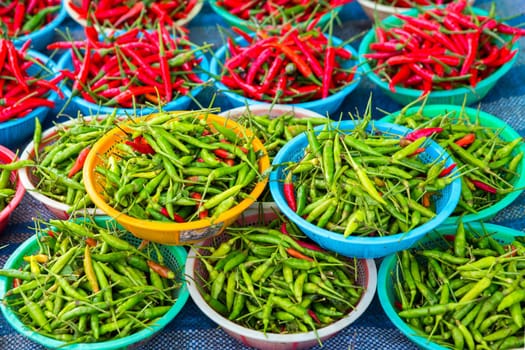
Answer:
xmin=208 ymin=0 xmax=343 ymax=31
xmin=380 ymin=104 xmax=525 ymax=224
xmin=0 ymin=216 xmax=189 ymax=350
xmin=377 ymin=223 xmax=525 ymax=350
xmin=358 ymin=7 xmax=520 ymax=106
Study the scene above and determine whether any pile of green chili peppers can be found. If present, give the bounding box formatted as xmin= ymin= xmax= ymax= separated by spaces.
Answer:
xmin=96 ymin=111 xmax=265 ymax=222
xmin=0 ymin=218 xmax=182 ymax=343
xmin=391 ymin=109 xmax=523 ymax=216
xmin=233 ymin=111 xmax=328 ymax=201
xmin=283 ymin=119 xmax=453 ymax=237
xmin=194 ymin=216 xmax=364 ymax=337
xmin=30 ymin=113 xmax=121 ymax=212
xmin=0 ymin=158 xmax=32 ymax=211
xmin=393 ymin=223 xmax=525 ymax=350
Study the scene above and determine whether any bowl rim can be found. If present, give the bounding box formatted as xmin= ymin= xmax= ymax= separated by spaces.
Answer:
xmin=357 ymin=6 xmax=519 ymax=99
xmin=18 ymin=116 xmax=109 ymax=217
xmin=0 ymin=216 xmax=190 ymax=349
xmin=56 ymin=44 xmax=209 ymax=116
xmin=210 ymin=35 xmax=361 ymax=110
xmin=379 ymin=104 xmax=525 ymax=224
xmin=186 ymin=243 xmax=377 ymax=343
xmin=13 ymin=4 xmax=67 ymax=42
xmin=377 ymin=222 xmax=525 ymax=350
xmin=0 ymin=146 xmax=25 ymax=224
xmin=269 ymin=119 xmax=462 ymax=246
xmin=63 ymin=0 xmax=204 ymax=30
xmin=82 ymin=112 xmax=270 ymax=235
xmin=218 ymin=104 xmax=327 ymax=120
xmin=0 ymin=50 xmax=59 ymax=130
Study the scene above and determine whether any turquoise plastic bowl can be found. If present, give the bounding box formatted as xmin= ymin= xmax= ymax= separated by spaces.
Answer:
xmin=12 ymin=5 xmax=67 ymax=52
xmin=380 ymin=104 xmax=525 ymax=224
xmin=0 ymin=216 xmax=189 ymax=350
xmin=57 ymin=48 xmax=209 ymax=117
xmin=269 ymin=120 xmax=462 ymax=259
xmin=208 ymin=0 xmax=343 ymax=31
xmin=0 ymin=50 xmax=59 ymax=148
xmin=377 ymin=223 xmax=525 ymax=350
xmin=210 ymin=36 xmax=361 ymax=116
xmin=358 ymin=7 xmax=519 ymax=106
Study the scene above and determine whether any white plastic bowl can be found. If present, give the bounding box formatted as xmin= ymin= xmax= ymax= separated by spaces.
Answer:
xmin=357 ymin=0 xmax=475 ymax=22
xmin=18 ymin=117 xmax=107 ymax=219
xmin=185 ymin=212 xmax=377 ymax=350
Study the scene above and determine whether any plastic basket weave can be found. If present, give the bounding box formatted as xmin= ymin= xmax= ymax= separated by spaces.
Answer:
xmin=83 ymin=112 xmax=270 ymax=245
xmin=0 ymin=216 xmax=189 ymax=350
xmin=186 ymin=210 xmax=377 ymax=350
xmin=358 ymin=7 xmax=519 ymax=106
xmin=269 ymin=120 xmax=461 ymax=259
xmin=377 ymin=223 xmax=525 ymax=350
xmin=381 ymin=104 xmax=525 ymax=224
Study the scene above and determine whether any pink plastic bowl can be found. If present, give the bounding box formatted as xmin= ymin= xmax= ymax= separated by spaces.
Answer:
xmin=0 ymin=145 xmax=25 ymax=233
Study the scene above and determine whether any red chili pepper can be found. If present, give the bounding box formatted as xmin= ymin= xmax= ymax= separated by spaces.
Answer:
xmin=147 ymin=260 xmax=175 ymax=279
xmin=439 ymin=163 xmax=457 ymax=178
xmin=190 ymin=192 xmax=208 ymax=219
xmin=68 ymin=146 xmax=90 ymax=178
xmin=85 ymin=237 xmax=98 ymax=247
xmin=455 ymin=133 xmax=476 ymax=147
xmin=394 ymin=300 xmax=403 ymax=311
xmin=470 ymin=179 xmax=497 ymax=194
xmin=308 ymin=309 xmax=321 ymax=324
xmin=405 ymin=127 xmax=443 ymax=141
xmin=283 ymin=172 xmax=297 ymax=212
xmin=125 ymin=136 xmax=156 ymax=155
xmin=286 ymin=247 xmax=314 ymax=262
xmin=443 ymin=234 xmax=456 ymax=242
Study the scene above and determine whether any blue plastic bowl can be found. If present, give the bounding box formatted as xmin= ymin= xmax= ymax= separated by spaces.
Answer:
xmin=269 ymin=120 xmax=461 ymax=259
xmin=57 ymin=48 xmax=209 ymax=117
xmin=358 ymin=7 xmax=519 ymax=106
xmin=380 ymin=104 xmax=525 ymax=224
xmin=210 ymin=36 xmax=361 ymax=116
xmin=12 ymin=5 xmax=67 ymax=52
xmin=0 ymin=216 xmax=190 ymax=350
xmin=377 ymin=223 xmax=525 ymax=350
xmin=0 ymin=50 xmax=59 ymax=148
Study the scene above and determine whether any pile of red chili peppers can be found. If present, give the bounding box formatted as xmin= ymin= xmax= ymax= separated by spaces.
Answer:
xmin=216 ymin=0 xmax=352 ymax=26
xmin=0 ymin=0 xmax=61 ymax=37
xmin=220 ymin=24 xmax=358 ymax=103
xmin=67 ymin=0 xmax=201 ymax=30
xmin=363 ymin=0 xmax=525 ymax=93
xmin=48 ymin=26 xmax=207 ymax=109
xmin=0 ymin=39 xmax=60 ymax=122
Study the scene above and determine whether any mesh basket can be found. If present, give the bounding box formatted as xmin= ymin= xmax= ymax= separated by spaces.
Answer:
xmin=83 ymin=112 xmax=270 ymax=245
xmin=380 ymin=104 xmax=525 ymax=224
xmin=357 ymin=7 xmax=519 ymax=106
xmin=0 ymin=216 xmax=189 ymax=350
xmin=377 ymin=223 xmax=525 ymax=350
xmin=269 ymin=120 xmax=461 ymax=259
xmin=186 ymin=211 xmax=377 ymax=350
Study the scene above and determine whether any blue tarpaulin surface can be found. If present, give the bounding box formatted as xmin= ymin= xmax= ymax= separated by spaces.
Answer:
xmin=0 ymin=0 xmax=524 ymax=348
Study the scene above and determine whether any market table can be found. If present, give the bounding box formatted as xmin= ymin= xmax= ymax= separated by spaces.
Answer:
xmin=1 ymin=0 xmax=524 ymax=349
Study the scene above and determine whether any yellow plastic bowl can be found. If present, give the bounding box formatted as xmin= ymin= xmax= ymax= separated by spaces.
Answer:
xmin=83 ymin=111 xmax=270 ymax=245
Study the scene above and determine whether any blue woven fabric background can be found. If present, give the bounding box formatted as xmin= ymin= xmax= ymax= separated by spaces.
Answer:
xmin=0 ymin=0 xmax=524 ymax=349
